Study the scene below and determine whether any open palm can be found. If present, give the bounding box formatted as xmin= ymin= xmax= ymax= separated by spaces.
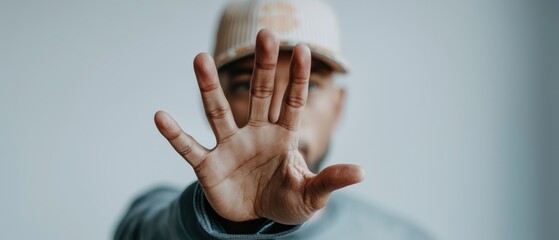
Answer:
xmin=154 ymin=29 xmax=364 ymax=225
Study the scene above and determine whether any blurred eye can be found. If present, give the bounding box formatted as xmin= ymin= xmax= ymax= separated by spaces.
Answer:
xmin=308 ymin=82 xmax=317 ymax=91
xmin=229 ymin=80 xmax=251 ymax=93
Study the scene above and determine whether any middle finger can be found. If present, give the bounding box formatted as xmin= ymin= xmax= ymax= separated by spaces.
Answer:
xmin=247 ymin=29 xmax=280 ymax=126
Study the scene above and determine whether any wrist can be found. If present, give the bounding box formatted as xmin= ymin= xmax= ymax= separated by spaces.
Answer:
xmin=202 ymin=196 xmax=270 ymax=233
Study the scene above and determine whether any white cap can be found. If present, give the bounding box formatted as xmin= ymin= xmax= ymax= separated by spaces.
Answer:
xmin=213 ymin=0 xmax=351 ymax=73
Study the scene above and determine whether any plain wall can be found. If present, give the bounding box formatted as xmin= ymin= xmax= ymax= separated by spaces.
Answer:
xmin=540 ymin=1 xmax=559 ymax=239
xmin=0 ymin=1 xmax=551 ymax=240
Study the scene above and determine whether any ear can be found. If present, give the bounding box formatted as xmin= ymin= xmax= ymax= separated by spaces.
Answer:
xmin=332 ymin=87 xmax=346 ymax=129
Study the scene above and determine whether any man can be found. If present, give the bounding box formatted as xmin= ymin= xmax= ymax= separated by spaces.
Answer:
xmin=115 ymin=0 xmax=432 ymax=239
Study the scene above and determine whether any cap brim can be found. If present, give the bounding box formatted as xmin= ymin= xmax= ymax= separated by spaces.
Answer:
xmin=214 ymin=42 xmax=351 ymax=73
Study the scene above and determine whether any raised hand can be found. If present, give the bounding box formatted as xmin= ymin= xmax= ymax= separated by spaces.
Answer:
xmin=154 ymin=29 xmax=364 ymax=225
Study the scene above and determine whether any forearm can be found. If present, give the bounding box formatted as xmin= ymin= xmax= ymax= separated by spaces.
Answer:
xmin=115 ymin=182 xmax=301 ymax=240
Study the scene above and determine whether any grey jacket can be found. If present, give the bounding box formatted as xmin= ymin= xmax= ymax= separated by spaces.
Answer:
xmin=114 ymin=182 xmax=433 ymax=239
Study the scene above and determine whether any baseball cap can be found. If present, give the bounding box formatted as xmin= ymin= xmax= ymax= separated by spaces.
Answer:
xmin=213 ymin=0 xmax=351 ymax=73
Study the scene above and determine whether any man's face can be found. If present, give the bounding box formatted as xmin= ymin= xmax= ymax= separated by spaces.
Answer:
xmin=218 ymin=51 xmax=345 ymax=172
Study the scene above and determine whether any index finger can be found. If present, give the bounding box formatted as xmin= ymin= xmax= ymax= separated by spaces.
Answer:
xmin=194 ymin=53 xmax=239 ymax=142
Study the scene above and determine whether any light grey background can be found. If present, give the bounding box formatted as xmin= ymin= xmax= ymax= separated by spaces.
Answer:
xmin=540 ymin=0 xmax=559 ymax=239
xmin=0 ymin=1 xmax=555 ymax=240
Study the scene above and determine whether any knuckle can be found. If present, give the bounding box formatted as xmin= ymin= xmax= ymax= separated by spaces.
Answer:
xmin=217 ymin=128 xmax=237 ymax=144
xmin=284 ymin=94 xmax=306 ymax=109
xmin=251 ymin=84 xmax=274 ymax=98
xmin=278 ymin=121 xmax=297 ymax=132
xmin=206 ymin=106 xmax=230 ymax=119
xmin=199 ymin=81 xmax=220 ymax=93
xmin=193 ymin=153 xmax=211 ymax=179
xmin=291 ymin=74 xmax=308 ymax=85
xmin=255 ymin=61 xmax=276 ymax=71
xmin=193 ymin=156 xmax=209 ymax=173
xmin=167 ymin=129 xmax=183 ymax=141
xmin=176 ymin=142 xmax=194 ymax=157
xmin=304 ymin=193 xmax=322 ymax=212
xmin=247 ymin=118 xmax=268 ymax=127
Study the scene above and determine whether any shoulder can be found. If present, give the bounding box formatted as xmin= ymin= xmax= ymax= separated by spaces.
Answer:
xmin=127 ymin=185 xmax=182 ymax=211
xmin=328 ymin=193 xmax=434 ymax=240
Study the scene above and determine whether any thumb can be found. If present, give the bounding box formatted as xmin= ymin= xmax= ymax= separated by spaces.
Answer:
xmin=304 ymin=164 xmax=365 ymax=210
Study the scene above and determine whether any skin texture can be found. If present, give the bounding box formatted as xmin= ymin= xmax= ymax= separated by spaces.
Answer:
xmin=154 ymin=29 xmax=365 ymax=225
xmin=220 ymin=50 xmax=343 ymax=173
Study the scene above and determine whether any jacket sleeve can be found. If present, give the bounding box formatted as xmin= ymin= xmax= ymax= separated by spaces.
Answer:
xmin=114 ymin=182 xmax=301 ymax=240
